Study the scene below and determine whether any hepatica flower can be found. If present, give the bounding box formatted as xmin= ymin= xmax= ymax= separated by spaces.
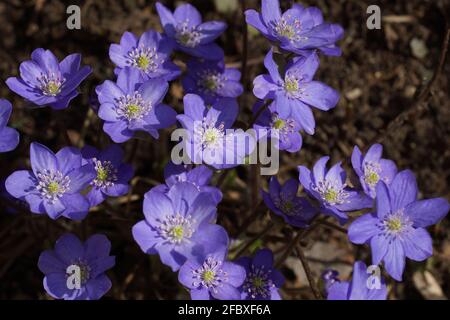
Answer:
xmin=96 ymin=67 xmax=177 ymax=143
xmin=153 ymin=161 xmax=222 ymax=204
xmin=253 ymin=49 xmax=339 ymax=134
xmin=5 ymin=143 xmax=95 ymax=220
xmin=177 ymin=94 xmax=255 ymax=169
xmin=6 ymin=48 xmax=91 ymax=110
xmin=0 ymin=99 xmax=20 ymax=153
xmin=38 ymin=233 xmax=115 ymax=300
xmin=245 ymin=0 xmax=344 ymax=56
xmin=109 ymin=29 xmax=180 ymax=81
xmin=81 ymin=144 xmax=134 ymax=207
xmin=326 ymin=261 xmax=387 ymax=300
xmin=236 ymin=249 xmax=284 ymax=300
xmin=156 ymin=2 xmax=226 ymax=60
xmin=132 ymin=182 xmax=228 ymax=271
xmin=351 ymin=144 xmax=397 ymax=198
xmin=298 ymin=156 xmax=372 ymax=223
xmin=348 ymin=170 xmax=450 ymax=281
xmin=182 ymin=59 xmax=243 ymax=104
xmin=262 ymin=177 xmax=316 ymax=228
xmin=179 ymin=247 xmax=246 ymax=300
xmin=253 ymin=100 xmax=302 ymax=153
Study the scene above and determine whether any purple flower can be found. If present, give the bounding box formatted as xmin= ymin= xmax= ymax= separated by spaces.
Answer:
xmin=245 ymin=0 xmax=344 ymax=56
xmin=326 ymin=261 xmax=387 ymax=300
xmin=96 ymin=67 xmax=177 ymax=143
xmin=351 ymin=144 xmax=397 ymax=199
xmin=38 ymin=233 xmax=115 ymax=300
xmin=348 ymin=170 xmax=450 ymax=281
xmin=176 ymin=94 xmax=255 ymax=169
xmin=132 ymin=182 xmax=229 ymax=271
xmin=262 ymin=177 xmax=316 ymax=228
xmin=253 ymin=49 xmax=339 ymax=134
xmin=5 ymin=142 xmax=95 ymax=220
xmin=236 ymin=249 xmax=284 ymax=300
xmin=109 ymin=29 xmax=181 ymax=81
xmin=1 ymin=178 xmax=29 ymax=214
xmin=6 ymin=49 xmax=91 ymax=110
xmin=182 ymin=59 xmax=243 ymax=104
xmin=178 ymin=246 xmax=246 ymax=300
xmin=253 ymin=100 xmax=302 ymax=153
xmin=0 ymin=99 xmax=20 ymax=153
xmin=152 ymin=161 xmax=222 ymax=204
xmin=81 ymin=144 xmax=134 ymax=207
xmin=155 ymin=2 xmax=226 ymax=60
xmin=298 ymin=156 xmax=372 ymax=223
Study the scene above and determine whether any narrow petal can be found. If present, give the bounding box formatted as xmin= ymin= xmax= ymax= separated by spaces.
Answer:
xmin=348 ymin=213 xmax=380 ymax=244
xmin=61 ymin=193 xmax=90 ymax=220
xmin=351 ymin=145 xmax=363 ymax=177
xmin=375 ymin=182 xmax=391 ymax=219
xmin=263 ymin=49 xmax=282 ymax=84
xmin=261 ymin=0 xmax=281 ymax=25
xmin=363 ymin=144 xmax=383 ymax=164
xmin=199 ymin=21 xmax=227 ymax=44
xmin=0 ymin=127 xmax=20 ymax=153
xmin=401 ymin=228 xmax=432 ymax=261
xmin=66 ymin=164 xmax=96 ymax=193
xmin=55 ymin=147 xmax=82 ymax=176
xmin=383 ymin=239 xmax=405 ymax=281
xmin=299 ymin=81 xmax=339 ymax=111
xmin=389 ymin=170 xmax=418 ymax=212
xmin=370 ymin=234 xmax=389 ymax=265
xmin=245 ymin=9 xmax=269 ymax=36
xmin=30 ymin=142 xmax=58 ymax=176
xmin=54 ymin=233 xmax=84 ymax=264
xmin=405 ymin=198 xmax=450 ymax=228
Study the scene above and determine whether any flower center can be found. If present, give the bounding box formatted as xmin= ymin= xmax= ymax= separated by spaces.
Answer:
xmin=273 ymin=119 xmax=285 ymax=130
xmin=273 ymin=16 xmax=305 ymax=42
xmin=363 ymin=162 xmax=381 ymax=187
xmin=270 ymin=114 xmax=296 ymax=136
xmin=175 ymin=22 xmax=201 ymax=48
xmin=36 ymin=170 xmax=71 ymax=204
xmin=195 ymin=119 xmax=226 ymax=149
xmin=379 ymin=209 xmax=412 ymax=238
xmin=197 ymin=70 xmax=225 ymax=93
xmin=158 ymin=214 xmax=195 ymax=244
xmin=192 ymin=256 xmax=227 ymax=291
xmin=202 ymin=270 xmax=216 ymax=282
xmin=313 ymin=180 xmax=349 ymax=205
xmin=204 ymin=128 xmax=221 ymax=144
xmin=38 ymin=73 xmax=65 ymax=96
xmin=116 ymin=92 xmax=152 ymax=122
xmin=92 ymin=159 xmax=118 ymax=188
xmin=243 ymin=265 xmax=274 ymax=299
xmin=67 ymin=259 xmax=91 ymax=285
xmin=128 ymin=47 xmax=159 ymax=73
xmin=284 ymin=77 xmax=299 ymax=93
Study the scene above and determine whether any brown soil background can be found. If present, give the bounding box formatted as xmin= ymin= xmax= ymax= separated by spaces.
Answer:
xmin=0 ymin=0 xmax=449 ymax=299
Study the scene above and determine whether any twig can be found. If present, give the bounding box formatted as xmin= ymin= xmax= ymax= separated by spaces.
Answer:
xmin=274 ymin=216 xmax=323 ymax=268
xmin=374 ymin=27 xmax=450 ymax=144
xmin=235 ymin=221 xmax=275 ymax=258
xmin=234 ymin=202 xmax=263 ymax=238
xmin=216 ymin=169 xmax=231 ymax=188
xmin=295 ymin=245 xmax=323 ymax=299
xmin=317 ymin=219 xmax=348 ymax=234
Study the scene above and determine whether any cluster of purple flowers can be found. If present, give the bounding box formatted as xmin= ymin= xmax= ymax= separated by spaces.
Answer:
xmin=261 ymin=143 xmax=449 ymax=299
xmin=1 ymin=0 xmax=448 ymax=301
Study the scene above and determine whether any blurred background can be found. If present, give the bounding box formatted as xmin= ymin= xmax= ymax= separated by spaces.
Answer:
xmin=0 ymin=0 xmax=449 ymax=299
